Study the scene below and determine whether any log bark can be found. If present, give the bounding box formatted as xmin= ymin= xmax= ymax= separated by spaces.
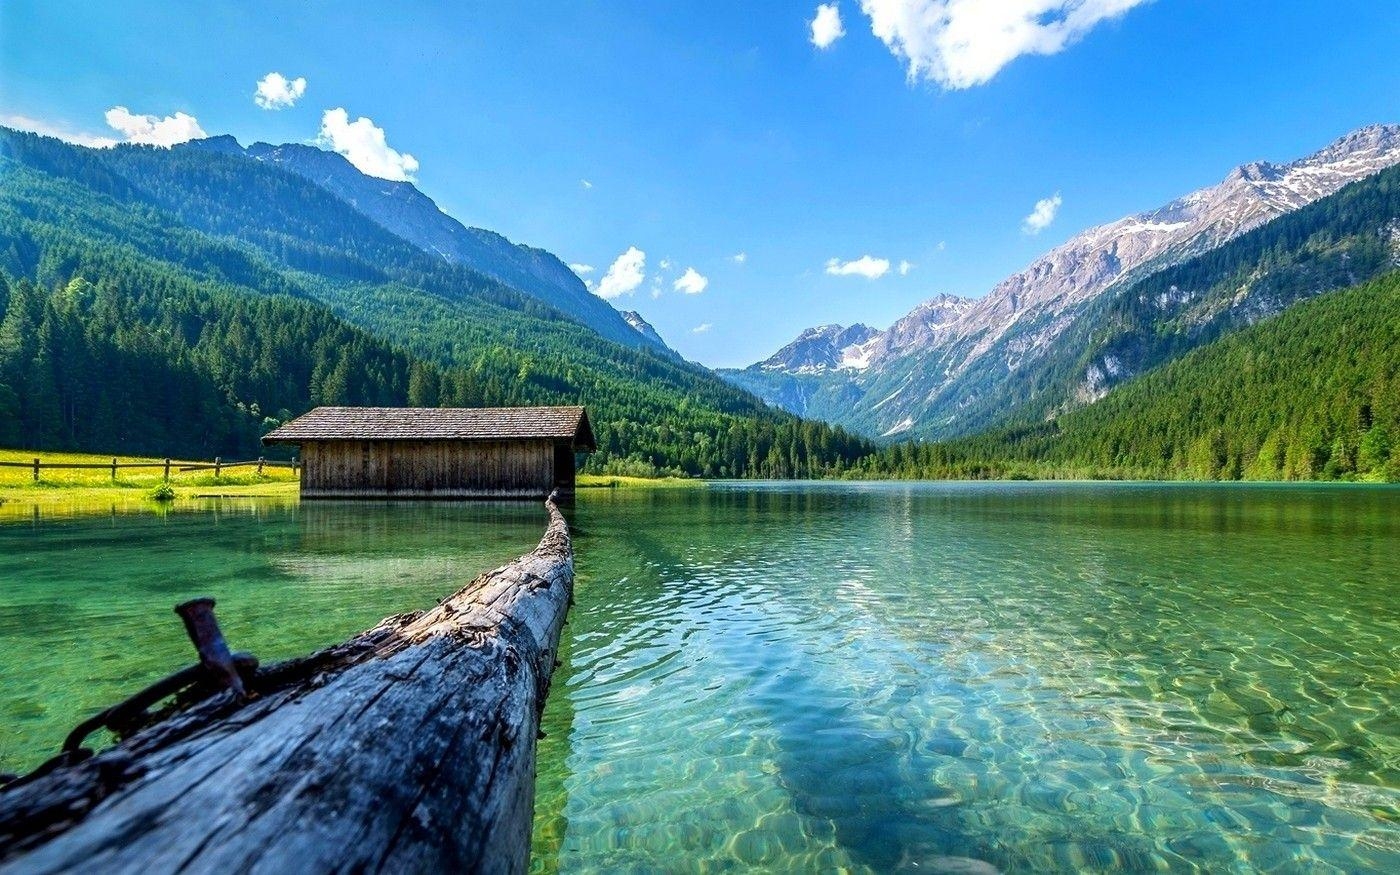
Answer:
xmin=0 ymin=495 xmax=574 ymax=874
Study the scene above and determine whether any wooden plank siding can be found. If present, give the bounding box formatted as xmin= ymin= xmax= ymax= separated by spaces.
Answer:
xmin=300 ymin=439 xmax=559 ymax=499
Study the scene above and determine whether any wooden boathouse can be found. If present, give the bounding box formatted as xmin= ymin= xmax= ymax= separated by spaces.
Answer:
xmin=262 ymin=406 xmax=595 ymax=499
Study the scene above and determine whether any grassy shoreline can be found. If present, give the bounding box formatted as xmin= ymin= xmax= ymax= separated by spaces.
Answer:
xmin=575 ymin=474 xmax=702 ymax=490
xmin=0 ymin=450 xmax=702 ymax=512
xmin=0 ymin=448 xmax=300 ymax=509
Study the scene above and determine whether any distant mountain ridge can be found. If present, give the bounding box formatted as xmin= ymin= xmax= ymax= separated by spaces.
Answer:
xmin=182 ymin=136 xmax=661 ymax=352
xmin=620 ymin=310 xmax=678 ymax=357
xmin=757 ymin=323 xmax=880 ymax=374
xmin=726 ymin=124 xmax=1400 ymax=439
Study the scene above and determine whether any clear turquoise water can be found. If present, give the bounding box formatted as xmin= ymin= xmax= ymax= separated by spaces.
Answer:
xmin=2 ymin=484 xmax=1398 ymax=872
xmin=536 ymin=483 xmax=1400 ymax=873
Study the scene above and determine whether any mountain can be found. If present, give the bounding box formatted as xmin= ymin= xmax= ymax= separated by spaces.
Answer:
xmin=852 ymin=269 xmax=1400 ymax=481
xmin=0 ymin=126 xmax=871 ymax=476
xmin=755 ymin=323 xmax=881 ymax=374
xmin=181 ymin=136 xmax=657 ymax=351
xmin=620 ymin=310 xmax=676 ymax=355
xmin=729 ymin=124 xmax=1400 ymax=440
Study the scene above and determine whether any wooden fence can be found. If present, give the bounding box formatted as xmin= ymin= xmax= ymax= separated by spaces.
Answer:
xmin=0 ymin=456 xmax=300 ymax=482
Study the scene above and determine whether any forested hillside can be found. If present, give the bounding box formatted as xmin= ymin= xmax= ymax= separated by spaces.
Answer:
xmin=853 ymin=271 xmax=1400 ymax=481
xmin=0 ymin=128 xmax=871 ymax=476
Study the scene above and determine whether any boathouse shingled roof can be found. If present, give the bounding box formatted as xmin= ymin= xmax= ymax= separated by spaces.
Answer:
xmin=262 ymin=406 xmax=596 ymax=450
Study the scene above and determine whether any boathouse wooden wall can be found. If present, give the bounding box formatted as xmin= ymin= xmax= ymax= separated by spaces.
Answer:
xmin=300 ymin=439 xmax=563 ymax=499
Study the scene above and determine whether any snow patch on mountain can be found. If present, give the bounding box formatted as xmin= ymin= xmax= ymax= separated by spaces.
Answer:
xmin=758 ymin=323 xmax=881 ymax=374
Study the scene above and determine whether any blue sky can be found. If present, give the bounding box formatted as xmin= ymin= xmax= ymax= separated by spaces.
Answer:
xmin=3 ymin=1 xmax=1399 ymax=366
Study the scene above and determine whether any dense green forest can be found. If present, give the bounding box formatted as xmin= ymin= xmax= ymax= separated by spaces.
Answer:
xmin=852 ymin=270 xmax=1400 ymax=481
xmin=0 ymin=129 xmax=872 ymax=477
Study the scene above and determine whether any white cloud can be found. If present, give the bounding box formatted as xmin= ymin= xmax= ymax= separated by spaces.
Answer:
xmin=596 ymin=246 xmax=647 ymax=299
xmin=899 ymin=259 xmax=914 ymax=276
xmin=731 ymin=251 xmax=748 ymax=264
xmin=104 ymin=106 xmax=206 ymax=147
xmin=651 ymin=287 xmax=663 ymax=300
xmin=936 ymin=240 xmax=947 ymax=251
xmin=692 ymin=322 xmax=713 ymax=334
xmin=318 ymin=108 xmax=419 ymax=181
xmin=1 ymin=113 xmax=117 ymax=148
xmin=825 ymin=254 xmax=891 ymax=279
xmin=810 ymin=3 xmax=847 ymax=49
xmin=674 ymin=267 xmax=709 ymax=295
xmin=581 ymin=178 xmax=593 ymax=190
xmin=858 ymin=0 xmax=1149 ymax=89
xmin=1022 ymin=192 xmax=1062 ymax=234
xmin=568 ymin=263 xmax=595 ymax=275
xmin=659 ymin=258 xmax=673 ymax=271
xmin=254 ymin=72 xmax=307 ymax=110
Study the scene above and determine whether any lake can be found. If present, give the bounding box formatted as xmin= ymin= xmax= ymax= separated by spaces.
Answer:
xmin=2 ymin=483 xmax=1397 ymax=872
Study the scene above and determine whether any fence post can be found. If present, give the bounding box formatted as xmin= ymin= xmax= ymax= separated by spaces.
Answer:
xmin=164 ymin=459 xmax=171 ymax=482
xmin=32 ymin=457 xmax=39 ymax=482
xmin=214 ymin=456 xmax=222 ymax=478
xmin=111 ymin=457 xmax=118 ymax=482
xmin=257 ymin=457 xmax=265 ymax=475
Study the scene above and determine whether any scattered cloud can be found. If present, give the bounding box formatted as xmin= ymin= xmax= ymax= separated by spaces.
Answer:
xmin=898 ymin=259 xmax=914 ymax=276
xmin=937 ymin=240 xmax=947 ymax=251
xmin=581 ymin=178 xmax=593 ymax=190
xmin=659 ymin=258 xmax=673 ymax=271
xmin=1022 ymin=192 xmax=1062 ymax=234
xmin=254 ymin=72 xmax=307 ymax=110
xmin=103 ymin=107 xmax=206 ymax=147
xmin=568 ymin=263 xmax=595 ymax=276
xmin=825 ymin=254 xmax=891 ymax=279
xmin=731 ymin=251 xmax=748 ymax=264
xmin=810 ymin=3 xmax=847 ymax=49
xmin=858 ymin=0 xmax=1149 ymax=89
xmin=651 ymin=287 xmax=663 ymax=300
xmin=596 ymin=246 xmax=647 ymax=299
xmin=318 ymin=108 xmax=419 ymax=181
xmin=0 ymin=113 xmax=117 ymax=148
xmin=674 ymin=267 xmax=709 ymax=295
xmin=692 ymin=322 xmax=713 ymax=334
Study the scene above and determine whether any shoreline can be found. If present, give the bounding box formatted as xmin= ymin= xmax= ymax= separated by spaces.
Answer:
xmin=4 ymin=447 xmax=1394 ymax=520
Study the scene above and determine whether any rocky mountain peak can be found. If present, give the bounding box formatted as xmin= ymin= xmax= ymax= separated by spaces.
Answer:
xmin=1305 ymin=123 xmax=1400 ymax=164
xmin=621 ymin=310 xmax=671 ymax=351
xmin=758 ymin=322 xmax=880 ymax=374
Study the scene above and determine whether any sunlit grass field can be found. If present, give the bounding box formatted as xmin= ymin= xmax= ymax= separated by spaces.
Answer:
xmin=0 ymin=448 xmax=299 ymax=509
xmin=576 ymin=474 xmax=702 ymax=490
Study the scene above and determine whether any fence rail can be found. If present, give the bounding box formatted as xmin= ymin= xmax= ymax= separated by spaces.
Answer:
xmin=0 ymin=456 xmax=299 ymax=481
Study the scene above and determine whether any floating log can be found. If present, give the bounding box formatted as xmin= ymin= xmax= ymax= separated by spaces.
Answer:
xmin=0 ymin=494 xmax=574 ymax=874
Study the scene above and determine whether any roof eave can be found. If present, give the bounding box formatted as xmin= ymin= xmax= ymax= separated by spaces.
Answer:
xmin=261 ymin=434 xmax=590 ymax=445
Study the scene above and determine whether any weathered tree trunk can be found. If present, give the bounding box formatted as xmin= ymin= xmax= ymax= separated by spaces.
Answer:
xmin=0 ymin=496 xmax=574 ymax=874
